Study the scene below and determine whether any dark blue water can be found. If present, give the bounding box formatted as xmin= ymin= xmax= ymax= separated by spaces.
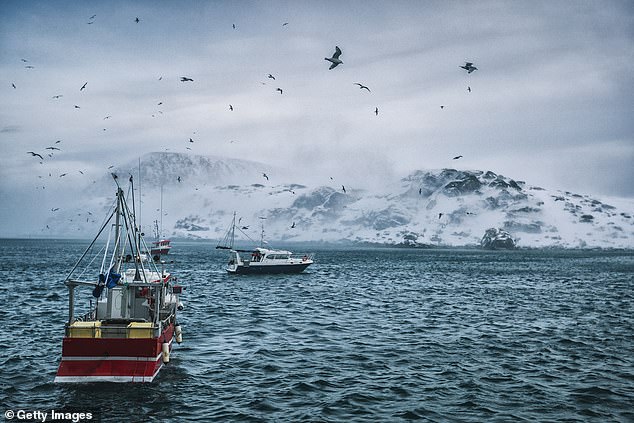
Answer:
xmin=1 ymin=239 xmax=633 ymax=422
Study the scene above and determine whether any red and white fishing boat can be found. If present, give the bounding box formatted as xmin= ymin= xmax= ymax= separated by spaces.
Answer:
xmin=55 ymin=175 xmax=184 ymax=383
xmin=151 ymin=238 xmax=172 ymax=256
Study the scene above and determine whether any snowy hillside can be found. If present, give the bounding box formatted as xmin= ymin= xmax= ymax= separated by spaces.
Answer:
xmin=46 ymin=152 xmax=634 ymax=248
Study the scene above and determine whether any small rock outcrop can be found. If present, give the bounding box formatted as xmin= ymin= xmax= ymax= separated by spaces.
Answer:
xmin=480 ymin=228 xmax=516 ymax=249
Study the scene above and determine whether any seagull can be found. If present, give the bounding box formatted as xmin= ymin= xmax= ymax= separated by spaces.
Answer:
xmin=453 ymin=155 xmax=463 ymax=160
xmin=374 ymin=107 xmax=379 ymax=116
xmin=419 ymin=188 xmax=422 ymax=195
xmin=440 ymin=105 xmax=445 ymax=109
xmin=177 ymin=176 xmax=181 ymax=183
xmin=276 ymin=88 xmax=283 ymax=94
xmin=80 ymin=82 xmax=87 ymax=91
xmin=291 ymin=222 xmax=296 ymax=228
xmin=21 ymin=59 xmax=28 ymax=62
xmin=52 ymin=95 xmax=63 ymax=99
xmin=325 ymin=46 xmax=343 ymax=70
xmin=354 ymin=83 xmax=370 ymax=92
xmin=12 ymin=83 xmax=16 ymax=89
xmin=89 ymin=14 xmax=96 ymax=20
xmin=189 ymin=138 xmax=194 ymax=143
xmin=135 ymin=17 xmax=140 ymax=23
xmin=103 ymin=115 xmax=111 ymax=120
xmin=74 ymin=105 xmax=81 ymax=109
xmin=282 ymin=22 xmax=289 ymax=26
xmin=108 ymin=165 xmax=114 ymax=169
xmin=241 ymin=226 xmax=249 ymax=230
xmin=467 ymin=86 xmax=471 ymax=93
xmin=263 ymin=173 xmax=269 ymax=180
xmin=460 ymin=62 xmax=477 ymax=73
xmin=51 ymin=208 xmax=59 ymax=211
xmin=45 ymin=147 xmax=60 ymax=150
xmin=267 ymin=74 xmax=276 ymax=80
xmin=25 ymin=65 xmax=35 ymax=69
xmin=180 ymin=77 xmax=194 ymax=82
xmin=27 ymin=152 xmax=43 ymax=160
xmin=55 ymin=140 xmax=62 ymax=144
xmin=229 ymin=104 xmax=233 ymax=111
xmin=59 ymin=173 xmax=67 ymax=177
xmin=438 ymin=213 xmax=443 ymax=219
xmin=232 ymin=23 xmax=236 ymax=29
xmin=342 ymin=185 xmax=346 ymax=193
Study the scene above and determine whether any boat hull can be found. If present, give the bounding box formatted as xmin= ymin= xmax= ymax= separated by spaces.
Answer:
xmin=55 ymin=324 xmax=174 ymax=383
xmin=228 ymin=263 xmax=312 ymax=274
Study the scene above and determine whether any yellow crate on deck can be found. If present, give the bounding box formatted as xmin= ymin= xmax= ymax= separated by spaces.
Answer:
xmin=127 ymin=322 xmax=154 ymax=338
xmin=69 ymin=321 xmax=101 ymax=338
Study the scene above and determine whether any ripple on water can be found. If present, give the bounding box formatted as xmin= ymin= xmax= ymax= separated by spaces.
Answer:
xmin=1 ymin=242 xmax=633 ymax=421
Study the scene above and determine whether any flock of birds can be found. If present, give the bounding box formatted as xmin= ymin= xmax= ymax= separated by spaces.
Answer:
xmin=12 ymin=14 xmax=479 ymax=233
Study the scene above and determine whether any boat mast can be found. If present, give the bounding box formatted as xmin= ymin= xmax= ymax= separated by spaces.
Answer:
xmin=114 ymin=186 xmax=123 ymax=273
xmin=231 ymin=211 xmax=236 ymax=249
xmin=159 ymin=184 xmax=163 ymax=239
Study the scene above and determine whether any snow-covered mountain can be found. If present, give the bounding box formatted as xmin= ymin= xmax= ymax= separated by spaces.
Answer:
xmin=47 ymin=152 xmax=634 ymax=248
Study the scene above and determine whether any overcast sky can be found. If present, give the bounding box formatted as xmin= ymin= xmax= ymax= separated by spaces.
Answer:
xmin=1 ymin=0 xmax=633 ymax=235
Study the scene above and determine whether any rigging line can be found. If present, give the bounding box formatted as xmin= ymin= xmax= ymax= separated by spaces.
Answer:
xmin=100 ymin=222 xmax=113 ymax=274
xmin=63 ymin=208 xmax=116 ymax=282
xmin=76 ymin=240 xmax=107 ymax=280
xmin=120 ymin=192 xmax=150 ymax=282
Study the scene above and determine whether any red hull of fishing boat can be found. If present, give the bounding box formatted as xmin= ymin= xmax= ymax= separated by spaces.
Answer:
xmin=55 ymin=324 xmax=174 ymax=383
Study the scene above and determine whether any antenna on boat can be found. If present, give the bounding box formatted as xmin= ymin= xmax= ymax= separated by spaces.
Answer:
xmin=258 ymin=216 xmax=267 ymax=247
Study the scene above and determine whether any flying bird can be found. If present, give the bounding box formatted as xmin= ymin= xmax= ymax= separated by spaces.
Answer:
xmin=74 ymin=105 xmax=81 ymax=109
xmin=25 ymin=65 xmax=35 ymax=69
xmin=180 ymin=77 xmax=194 ymax=82
xmin=440 ymin=105 xmax=445 ymax=109
xmin=59 ymin=173 xmax=67 ymax=177
xmin=276 ymin=88 xmax=283 ymax=94
xmin=232 ymin=23 xmax=236 ymax=29
xmin=103 ymin=115 xmax=111 ymax=120
xmin=189 ymin=138 xmax=194 ymax=143
xmin=55 ymin=140 xmax=61 ymax=144
xmin=374 ymin=107 xmax=379 ymax=116
xmin=12 ymin=83 xmax=16 ymax=89
xmin=467 ymin=86 xmax=471 ymax=93
xmin=51 ymin=208 xmax=59 ymax=211
xmin=267 ymin=74 xmax=276 ymax=80
xmin=342 ymin=185 xmax=346 ymax=193
xmin=438 ymin=213 xmax=443 ymax=219
xmin=354 ymin=83 xmax=370 ymax=92
xmin=21 ymin=59 xmax=28 ymax=62
xmin=453 ymin=155 xmax=463 ymax=160
xmin=45 ymin=147 xmax=60 ymax=151
xmin=282 ymin=22 xmax=289 ymax=26
xmin=262 ymin=173 xmax=269 ymax=180
xmin=27 ymin=152 xmax=43 ymax=160
xmin=89 ymin=14 xmax=96 ymax=20
xmin=229 ymin=104 xmax=233 ymax=111
xmin=135 ymin=17 xmax=140 ymax=23
xmin=325 ymin=46 xmax=343 ymax=70
xmin=460 ymin=62 xmax=477 ymax=73
xmin=52 ymin=95 xmax=63 ymax=99
xmin=177 ymin=176 xmax=181 ymax=183
xmin=80 ymin=82 xmax=87 ymax=91
xmin=291 ymin=222 xmax=296 ymax=228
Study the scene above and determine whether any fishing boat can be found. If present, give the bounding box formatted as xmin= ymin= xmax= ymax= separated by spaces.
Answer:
xmin=216 ymin=213 xmax=314 ymax=274
xmin=150 ymin=220 xmax=172 ymax=257
xmin=55 ymin=175 xmax=185 ymax=383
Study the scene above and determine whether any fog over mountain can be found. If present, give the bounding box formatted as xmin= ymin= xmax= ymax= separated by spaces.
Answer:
xmin=24 ymin=152 xmax=634 ymax=249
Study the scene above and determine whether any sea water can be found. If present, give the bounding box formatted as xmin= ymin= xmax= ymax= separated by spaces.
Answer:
xmin=1 ymin=239 xmax=633 ymax=422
